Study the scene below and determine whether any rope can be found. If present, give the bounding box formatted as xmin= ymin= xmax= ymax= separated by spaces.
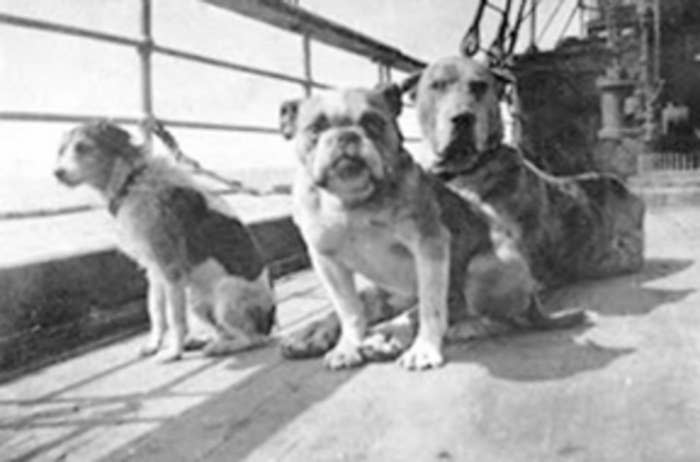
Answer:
xmin=556 ymin=2 xmax=580 ymax=44
xmin=143 ymin=118 xmax=284 ymax=197
xmin=507 ymin=0 xmax=529 ymax=54
xmin=490 ymin=0 xmax=513 ymax=57
xmin=536 ymin=0 xmax=567 ymax=43
xmin=460 ymin=0 xmax=531 ymax=77
xmin=460 ymin=0 xmax=488 ymax=56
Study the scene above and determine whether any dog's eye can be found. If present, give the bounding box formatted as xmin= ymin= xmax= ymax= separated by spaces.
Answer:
xmin=359 ymin=112 xmax=386 ymax=136
xmin=430 ymin=79 xmax=451 ymax=91
xmin=307 ymin=115 xmax=329 ymax=133
xmin=74 ymin=141 xmax=90 ymax=156
xmin=303 ymin=116 xmax=328 ymax=146
xmin=469 ymin=80 xmax=489 ymax=98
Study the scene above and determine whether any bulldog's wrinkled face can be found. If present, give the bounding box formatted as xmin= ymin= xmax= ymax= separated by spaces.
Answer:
xmin=409 ymin=56 xmax=503 ymax=167
xmin=281 ymin=86 xmax=404 ymax=206
xmin=54 ymin=121 xmax=136 ymax=189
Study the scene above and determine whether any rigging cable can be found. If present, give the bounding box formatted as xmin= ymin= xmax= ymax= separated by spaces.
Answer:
xmin=536 ymin=0 xmax=567 ymax=43
xmin=460 ymin=0 xmax=488 ymax=56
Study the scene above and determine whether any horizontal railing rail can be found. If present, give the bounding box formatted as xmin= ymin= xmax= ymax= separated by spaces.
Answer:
xmin=0 ymin=111 xmax=280 ymax=134
xmin=0 ymin=12 xmax=331 ymax=89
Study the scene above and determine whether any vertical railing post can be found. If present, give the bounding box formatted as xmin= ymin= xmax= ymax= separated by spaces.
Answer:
xmin=139 ymin=0 xmax=154 ymax=149
xmin=529 ymin=0 xmax=538 ymax=50
xmin=302 ymin=32 xmax=312 ymax=96
xmin=377 ymin=62 xmax=391 ymax=84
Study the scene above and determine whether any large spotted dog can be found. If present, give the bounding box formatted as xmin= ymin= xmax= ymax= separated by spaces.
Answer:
xmin=405 ymin=56 xmax=645 ymax=288
xmin=280 ymin=86 xmax=588 ymax=370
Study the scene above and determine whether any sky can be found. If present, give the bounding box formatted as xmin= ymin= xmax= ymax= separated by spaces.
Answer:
xmin=0 ymin=0 xmax=584 ymax=214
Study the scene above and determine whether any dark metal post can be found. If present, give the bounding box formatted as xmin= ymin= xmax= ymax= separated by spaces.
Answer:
xmin=377 ymin=63 xmax=391 ymax=84
xmin=653 ymin=0 xmax=661 ymax=83
xmin=529 ymin=0 xmax=537 ymax=50
xmin=139 ymin=0 xmax=154 ymax=149
xmin=302 ymin=32 xmax=312 ymax=96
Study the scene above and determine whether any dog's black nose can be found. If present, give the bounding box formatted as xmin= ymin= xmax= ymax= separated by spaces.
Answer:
xmin=336 ymin=131 xmax=362 ymax=146
xmin=451 ymin=112 xmax=475 ymax=127
xmin=54 ymin=168 xmax=67 ymax=181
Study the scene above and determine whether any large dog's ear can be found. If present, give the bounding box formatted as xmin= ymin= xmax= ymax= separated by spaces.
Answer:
xmin=399 ymin=71 xmax=422 ymax=103
xmin=374 ymin=83 xmax=403 ymax=118
xmin=279 ymin=99 xmax=300 ymax=140
xmin=489 ymin=67 xmax=515 ymax=100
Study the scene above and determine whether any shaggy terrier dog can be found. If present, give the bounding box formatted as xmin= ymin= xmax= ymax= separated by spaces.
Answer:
xmin=54 ymin=120 xmax=276 ymax=362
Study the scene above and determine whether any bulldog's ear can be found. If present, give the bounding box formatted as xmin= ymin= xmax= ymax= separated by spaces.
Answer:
xmin=399 ymin=71 xmax=422 ymax=103
xmin=279 ymin=99 xmax=300 ymax=140
xmin=374 ymin=83 xmax=403 ymax=118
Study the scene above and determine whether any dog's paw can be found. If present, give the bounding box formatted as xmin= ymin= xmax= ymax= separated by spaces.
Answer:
xmin=138 ymin=341 xmax=160 ymax=357
xmin=397 ymin=338 xmax=444 ymax=371
xmin=153 ymin=347 xmax=183 ymax=363
xmin=280 ymin=314 xmax=341 ymax=359
xmin=582 ymin=310 xmax=599 ymax=326
xmin=323 ymin=342 xmax=364 ymax=370
xmin=360 ymin=332 xmax=405 ymax=361
xmin=183 ymin=335 xmax=209 ymax=351
xmin=203 ymin=340 xmax=234 ymax=357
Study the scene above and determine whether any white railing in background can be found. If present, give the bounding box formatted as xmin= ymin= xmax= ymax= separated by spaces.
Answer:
xmin=637 ymin=152 xmax=700 ymax=173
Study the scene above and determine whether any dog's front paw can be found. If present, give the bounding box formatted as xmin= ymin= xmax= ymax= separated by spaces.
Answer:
xmin=397 ymin=338 xmax=444 ymax=371
xmin=360 ymin=332 xmax=405 ymax=361
xmin=183 ymin=335 xmax=209 ymax=351
xmin=139 ymin=341 xmax=160 ymax=357
xmin=153 ymin=347 xmax=183 ymax=363
xmin=324 ymin=341 xmax=364 ymax=370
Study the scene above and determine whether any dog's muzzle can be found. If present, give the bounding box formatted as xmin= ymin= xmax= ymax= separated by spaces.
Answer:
xmin=435 ymin=111 xmax=477 ymax=160
xmin=54 ymin=168 xmax=68 ymax=182
xmin=451 ymin=111 xmax=475 ymax=128
xmin=314 ymin=151 xmax=378 ymax=206
xmin=54 ymin=168 xmax=79 ymax=186
xmin=327 ymin=155 xmax=367 ymax=183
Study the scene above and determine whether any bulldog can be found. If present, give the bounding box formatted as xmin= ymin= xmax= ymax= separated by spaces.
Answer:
xmin=280 ymin=85 xmax=588 ymax=370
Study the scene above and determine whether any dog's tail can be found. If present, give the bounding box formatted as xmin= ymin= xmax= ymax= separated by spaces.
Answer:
xmin=525 ymin=296 xmax=593 ymax=330
xmin=203 ymin=335 xmax=271 ymax=357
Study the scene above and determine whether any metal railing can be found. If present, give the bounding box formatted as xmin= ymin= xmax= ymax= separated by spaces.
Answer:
xmin=0 ymin=0 xmax=425 ymax=219
xmin=0 ymin=4 xmax=330 ymax=138
xmin=637 ymin=152 xmax=700 ymax=173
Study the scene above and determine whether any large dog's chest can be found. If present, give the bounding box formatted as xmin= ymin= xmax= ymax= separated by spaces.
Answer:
xmin=299 ymin=210 xmax=418 ymax=295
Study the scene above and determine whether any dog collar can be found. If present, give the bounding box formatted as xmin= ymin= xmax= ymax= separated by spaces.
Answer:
xmin=429 ymin=147 xmax=496 ymax=182
xmin=107 ymin=164 xmax=148 ymax=216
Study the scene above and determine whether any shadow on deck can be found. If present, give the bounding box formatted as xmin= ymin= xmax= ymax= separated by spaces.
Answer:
xmin=2 ymin=208 xmax=700 ymax=461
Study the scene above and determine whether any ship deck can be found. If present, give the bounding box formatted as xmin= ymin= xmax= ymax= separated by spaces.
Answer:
xmin=2 ymin=206 xmax=700 ymax=462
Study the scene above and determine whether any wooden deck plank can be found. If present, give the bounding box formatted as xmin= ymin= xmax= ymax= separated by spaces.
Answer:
xmin=2 ymin=209 xmax=700 ymax=461
xmin=0 ymin=269 xmax=329 ymax=461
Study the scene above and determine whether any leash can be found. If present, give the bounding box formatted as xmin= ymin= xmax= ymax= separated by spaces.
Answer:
xmin=142 ymin=118 xmax=285 ymax=196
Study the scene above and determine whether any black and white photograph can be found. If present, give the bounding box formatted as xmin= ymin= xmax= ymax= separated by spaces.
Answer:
xmin=0 ymin=0 xmax=698 ymax=460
